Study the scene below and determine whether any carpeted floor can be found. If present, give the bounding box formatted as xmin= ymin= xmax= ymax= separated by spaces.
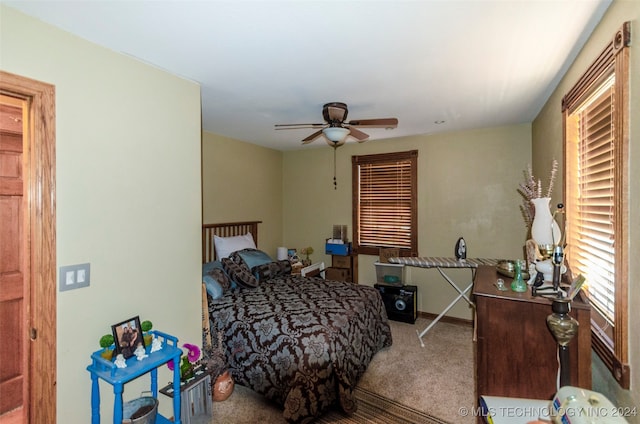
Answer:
xmin=211 ymin=317 xmax=476 ymax=423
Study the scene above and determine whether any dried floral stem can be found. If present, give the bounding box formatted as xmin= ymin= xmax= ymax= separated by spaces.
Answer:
xmin=517 ymin=159 xmax=559 ymax=229
xmin=538 ymin=179 xmax=542 ymax=198
xmin=546 ymin=160 xmax=558 ymax=198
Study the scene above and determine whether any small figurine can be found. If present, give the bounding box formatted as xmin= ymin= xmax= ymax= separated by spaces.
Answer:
xmin=150 ymin=335 xmax=163 ymax=353
xmin=134 ymin=343 xmax=148 ymax=361
xmin=525 ymin=239 xmax=542 ymax=264
xmin=114 ymin=354 xmax=127 ymax=368
xmin=527 ymin=262 xmax=537 ymax=285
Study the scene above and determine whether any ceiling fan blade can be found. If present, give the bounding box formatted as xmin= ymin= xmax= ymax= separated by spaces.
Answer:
xmin=347 ymin=118 xmax=398 ymax=128
xmin=348 ymin=127 xmax=370 ymax=142
xmin=301 ymin=129 xmax=324 ymax=144
xmin=275 ymin=123 xmax=325 ymax=129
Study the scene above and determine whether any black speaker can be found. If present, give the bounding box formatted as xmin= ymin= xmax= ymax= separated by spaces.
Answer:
xmin=374 ymin=284 xmax=417 ymax=324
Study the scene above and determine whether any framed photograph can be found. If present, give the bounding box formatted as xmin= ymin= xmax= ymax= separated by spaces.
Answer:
xmin=111 ymin=316 xmax=144 ymax=359
xmin=288 ymin=248 xmax=300 ymax=264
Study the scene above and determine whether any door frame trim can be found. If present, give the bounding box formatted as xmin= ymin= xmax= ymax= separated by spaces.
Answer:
xmin=1 ymin=70 xmax=56 ymax=423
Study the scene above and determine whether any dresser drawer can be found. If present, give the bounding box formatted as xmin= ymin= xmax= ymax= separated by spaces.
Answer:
xmin=326 ymin=267 xmax=352 ymax=282
xmin=332 ymin=255 xmax=352 ymax=268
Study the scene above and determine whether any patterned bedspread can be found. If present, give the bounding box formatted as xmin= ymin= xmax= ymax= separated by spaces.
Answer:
xmin=207 ymin=275 xmax=392 ymax=423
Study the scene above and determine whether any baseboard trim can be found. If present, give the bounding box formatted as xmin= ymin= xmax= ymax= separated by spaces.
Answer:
xmin=417 ymin=311 xmax=473 ymax=327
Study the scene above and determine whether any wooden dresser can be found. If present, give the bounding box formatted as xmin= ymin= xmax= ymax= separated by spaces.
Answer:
xmin=473 ymin=265 xmax=591 ymax=400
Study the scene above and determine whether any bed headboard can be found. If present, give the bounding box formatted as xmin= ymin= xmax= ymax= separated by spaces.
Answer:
xmin=202 ymin=221 xmax=262 ymax=263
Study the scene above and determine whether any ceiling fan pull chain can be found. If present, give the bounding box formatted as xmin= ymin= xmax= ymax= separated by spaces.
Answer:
xmin=333 ymin=147 xmax=337 ymax=190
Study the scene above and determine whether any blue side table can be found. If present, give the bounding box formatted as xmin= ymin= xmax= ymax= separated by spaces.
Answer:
xmin=87 ymin=330 xmax=182 ymax=424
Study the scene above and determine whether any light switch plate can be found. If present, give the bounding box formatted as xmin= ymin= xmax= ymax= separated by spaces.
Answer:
xmin=59 ymin=263 xmax=90 ymax=291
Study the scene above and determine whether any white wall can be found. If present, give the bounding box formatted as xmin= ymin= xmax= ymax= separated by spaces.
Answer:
xmin=1 ymin=6 xmax=203 ymax=422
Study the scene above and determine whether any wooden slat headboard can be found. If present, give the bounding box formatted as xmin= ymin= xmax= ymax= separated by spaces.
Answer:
xmin=202 ymin=221 xmax=262 ymax=263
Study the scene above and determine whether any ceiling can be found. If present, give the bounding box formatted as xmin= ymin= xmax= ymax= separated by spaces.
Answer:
xmin=4 ymin=0 xmax=611 ymax=151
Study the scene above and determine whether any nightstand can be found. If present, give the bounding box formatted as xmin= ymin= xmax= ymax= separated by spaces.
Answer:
xmin=325 ymin=253 xmax=358 ymax=283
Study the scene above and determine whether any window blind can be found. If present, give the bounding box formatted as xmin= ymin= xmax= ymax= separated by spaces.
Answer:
xmin=352 ymin=150 xmax=417 ymax=256
xmin=562 ymin=21 xmax=630 ymax=388
xmin=566 ymin=76 xmax=616 ymax=324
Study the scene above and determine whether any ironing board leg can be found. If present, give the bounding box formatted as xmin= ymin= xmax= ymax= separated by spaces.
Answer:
xmin=416 ymin=267 xmax=475 ymax=347
xmin=436 ymin=267 xmax=474 ymax=305
xmin=416 ymin=288 xmax=470 ymax=346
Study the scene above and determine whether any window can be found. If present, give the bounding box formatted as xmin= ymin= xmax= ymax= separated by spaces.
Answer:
xmin=352 ymin=150 xmax=418 ymax=256
xmin=563 ymin=22 xmax=630 ymax=388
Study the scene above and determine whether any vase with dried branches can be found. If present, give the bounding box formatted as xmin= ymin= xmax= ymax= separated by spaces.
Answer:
xmin=518 ymin=159 xmax=558 ymax=230
xmin=518 ymin=159 xmax=562 ymax=262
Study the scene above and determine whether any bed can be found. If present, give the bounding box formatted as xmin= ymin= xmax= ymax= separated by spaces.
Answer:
xmin=201 ymin=221 xmax=392 ymax=423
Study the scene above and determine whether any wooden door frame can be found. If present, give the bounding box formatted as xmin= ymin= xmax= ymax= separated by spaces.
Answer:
xmin=1 ymin=71 xmax=56 ymax=423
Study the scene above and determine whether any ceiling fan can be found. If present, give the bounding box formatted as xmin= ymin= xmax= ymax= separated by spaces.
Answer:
xmin=275 ymin=102 xmax=398 ymax=190
xmin=275 ymin=102 xmax=398 ymax=147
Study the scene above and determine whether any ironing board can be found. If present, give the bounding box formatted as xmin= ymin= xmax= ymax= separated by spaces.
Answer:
xmin=388 ymin=256 xmax=500 ymax=347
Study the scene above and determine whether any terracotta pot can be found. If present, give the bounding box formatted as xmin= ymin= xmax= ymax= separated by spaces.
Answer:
xmin=212 ymin=370 xmax=234 ymax=402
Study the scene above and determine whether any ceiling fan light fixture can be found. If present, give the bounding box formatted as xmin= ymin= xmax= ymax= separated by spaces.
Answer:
xmin=323 ymin=127 xmax=350 ymax=143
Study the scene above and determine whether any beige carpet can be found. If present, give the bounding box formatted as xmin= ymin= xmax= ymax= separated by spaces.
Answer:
xmin=211 ymin=317 xmax=475 ymax=423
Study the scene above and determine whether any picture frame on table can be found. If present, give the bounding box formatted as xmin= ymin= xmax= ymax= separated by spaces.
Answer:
xmin=111 ymin=315 xmax=144 ymax=359
xmin=288 ymin=248 xmax=300 ymax=264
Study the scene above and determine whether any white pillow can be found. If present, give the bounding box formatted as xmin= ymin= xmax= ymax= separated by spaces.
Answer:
xmin=214 ymin=233 xmax=256 ymax=259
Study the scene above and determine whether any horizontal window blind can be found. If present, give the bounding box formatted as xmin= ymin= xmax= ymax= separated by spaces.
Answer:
xmin=563 ymin=21 xmax=630 ymax=388
xmin=359 ymin=161 xmax=412 ymax=248
xmin=352 ymin=150 xmax=417 ymax=255
xmin=567 ymin=76 xmax=616 ymax=324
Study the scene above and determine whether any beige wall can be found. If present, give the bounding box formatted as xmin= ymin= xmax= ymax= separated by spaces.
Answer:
xmin=202 ymin=124 xmax=530 ymax=321
xmin=201 ymin=132 xmax=283 ymax=259
xmin=532 ymin=0 xmax=639 ymax=411
xmin=1 ymin=6 xmax=203 ymax=423
xmin=283 ymin=124 xmax=532 ymax=319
